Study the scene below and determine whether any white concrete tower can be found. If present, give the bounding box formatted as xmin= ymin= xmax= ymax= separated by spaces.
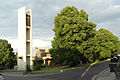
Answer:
xmin=18 ymin=6 xmax=33 ymax=70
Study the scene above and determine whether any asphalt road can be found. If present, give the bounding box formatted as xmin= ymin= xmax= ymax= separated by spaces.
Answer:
xmin=2 ymin=61 xmax=110 ymax=80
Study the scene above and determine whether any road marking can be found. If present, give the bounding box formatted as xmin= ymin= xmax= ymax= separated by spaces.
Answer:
xmin=81 ymin=60 xmax=110 ymax=78
xmin=81 ymin=62 xmax=97 ymax=78
xmin=81 ymin=65 xmax=92 ymax=78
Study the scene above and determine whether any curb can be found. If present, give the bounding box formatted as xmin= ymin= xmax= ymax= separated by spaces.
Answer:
xmin=1 ymin=71 xmax=62 ymax=77
xmin=91 ymin=68 xmax=109 ymax=80
xmin=91 ymin=68 xmax=117 ymax=80
xmin=91 ymin=75 xmax=98 ymax=80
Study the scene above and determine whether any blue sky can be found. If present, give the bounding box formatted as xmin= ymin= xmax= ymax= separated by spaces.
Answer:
xmin=0 ymin=0 xmax=120 ymax=51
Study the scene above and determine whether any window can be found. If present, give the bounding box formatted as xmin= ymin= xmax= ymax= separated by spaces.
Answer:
xmin=26 ymin=14 xmax=30 ymax=26
xmin=19 ymin=57 xmax=23 ymax=59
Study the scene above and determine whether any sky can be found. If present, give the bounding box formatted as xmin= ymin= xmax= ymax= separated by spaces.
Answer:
xmin=0 ymin=0 xmax=120 ymax=52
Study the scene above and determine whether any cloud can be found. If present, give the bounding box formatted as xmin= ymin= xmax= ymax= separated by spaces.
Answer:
xmin=7 ymin=38 xmax=52 ymax=52
xmin=0 ymin=0 xmax=120 ymax=50
xmin=93 ymin=5 xmax=120 ymax=23
xmin=110 ymin=0 xmax=120 ymax=5
xmin=8 ymin=39 xmax=18 ymax=49
xmin=33 ymin=39 xmax=51 ymax=48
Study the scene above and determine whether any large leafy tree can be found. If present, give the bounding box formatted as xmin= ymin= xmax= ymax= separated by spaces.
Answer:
xmin=95 ymin=29 xmax=120 ymax=59
xmin=81 ymin=28 xmax=120 ymax=61
xmin=0 ymin=39 xmax=16 ymax=69
xmin=50 ymin=6 xmax=96 ymax=66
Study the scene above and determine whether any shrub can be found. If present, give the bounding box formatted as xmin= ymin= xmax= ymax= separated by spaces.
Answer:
xmin=33 ymin=57 xmax=43 ymax=71
xmin=33 ymin=64 xmax=41 ymax=71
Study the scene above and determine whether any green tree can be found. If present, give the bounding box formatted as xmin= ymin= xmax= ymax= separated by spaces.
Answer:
xmin=81 ymin=28 xmax=120 ymax=61
xmin=0 ymin=39 xmax=16 ymax=69
xmin=95 ymin=29 xmax=119 ymax=59
xmin=50 ymin=6 xmax=96 ymax=66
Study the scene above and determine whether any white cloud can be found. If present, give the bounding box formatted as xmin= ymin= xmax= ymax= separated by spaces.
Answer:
xmin=94 ymin=5 xmax=120 ymax=23
xmin=113 ymin=5 xmax=120 ymax=8
xmin=33 ymin=39 xmax=51 ymax=48
xmin=0 ymin=0 xmax=120 ymax=43
xmin=8 ymin=39 xmax=18 ymax=49
xmin=7 ymin=39 xmax=52 ymax=52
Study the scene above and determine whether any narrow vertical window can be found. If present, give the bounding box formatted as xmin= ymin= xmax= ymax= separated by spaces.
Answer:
xmin=26 ymin=14 xmax=30 ymax=26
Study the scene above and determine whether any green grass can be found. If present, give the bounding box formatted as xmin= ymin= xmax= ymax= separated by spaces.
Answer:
xmin=31 ymin=59 xmax=110 ymax=74
xmin=31 ymin=64 xmax=90 ymax=74
xmin=0 ymin=64 xmax=89 ymax=74
xmin=0 ymin=59 xmax=108 ymax=74
xmin=0 ymin=69 xmax=17 ymax=72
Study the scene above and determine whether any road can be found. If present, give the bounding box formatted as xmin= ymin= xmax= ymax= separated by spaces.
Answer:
xmin=2 ymin=61 xmax=110 ymax=80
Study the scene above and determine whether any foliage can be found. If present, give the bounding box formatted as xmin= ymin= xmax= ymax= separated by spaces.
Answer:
xmin=33 ymin=64 xmax=41 ymax=71
xmin=50 ymin=6 xmax=120 ymax=66
xmin=50 ymin=6 xmax=96 ymax=66
xmin=33 ymin=57 xmax=43 ymax=71
xmin=0 ymin=39 xmax=16 ymax=69
xmin=78 ymin=28 xmax=120 ymax=62
xmin=95 ymin=29 xmax=119 ymax=59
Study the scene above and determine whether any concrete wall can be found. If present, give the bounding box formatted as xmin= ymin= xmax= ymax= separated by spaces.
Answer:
xmin=18 ymin=6 xmax=33 ymax=70
xmin=18 ymin=6 xmax=26 ymax=70
xmin=29 ymin=9 xmax=33 ymax=69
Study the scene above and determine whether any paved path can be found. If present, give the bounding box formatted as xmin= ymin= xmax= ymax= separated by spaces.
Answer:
xmin=1 ymin=61 xmax=110 ymax=80
xmin=92 ymin=68 xmax=117 ymax=80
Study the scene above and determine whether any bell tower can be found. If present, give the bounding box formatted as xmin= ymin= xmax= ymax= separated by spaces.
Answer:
xmin=18 ymin=6 xmax=33 ymax=70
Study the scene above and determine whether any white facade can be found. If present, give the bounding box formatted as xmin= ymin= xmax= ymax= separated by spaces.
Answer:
xmin=18 ymin=6 xmax=33 ymax=70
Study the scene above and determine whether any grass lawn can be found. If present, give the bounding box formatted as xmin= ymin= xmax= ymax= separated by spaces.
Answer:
xmin=0 ymin=69 xmax=17 ymax=72
xmin=31 ymin=63 xmax=90 ymax=74
xmin=0 ymin=59 xmax=109 ymax=74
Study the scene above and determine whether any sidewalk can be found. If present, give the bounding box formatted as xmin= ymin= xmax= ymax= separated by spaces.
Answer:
xmin=92 ymin=68 xmax=117 ymax=80
xmin=1 ymin=71 xmax=59 ymax=77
